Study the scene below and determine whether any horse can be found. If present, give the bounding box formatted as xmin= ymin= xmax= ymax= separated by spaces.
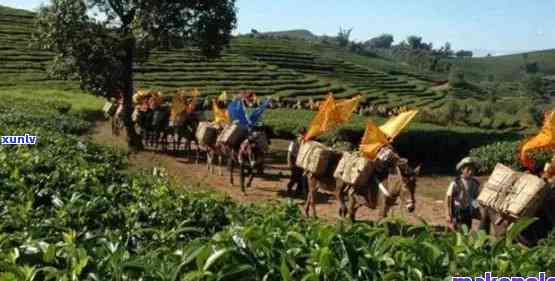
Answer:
xmin=231 ymin=131 xmax=269 ymax=192
xmin=169 ymin=111 xmax=200 ymax=157
xmin=478 ymin=186 xmax=555 ymax=246
xmin=304 ymin=150 xmax=420 ymax=221
xmin=195 ymin=122 xmax=230 ymax=176
xmin=146 ymin=106 xmax=171 ymax=151
xmin=344 ymin=161 xmax=420 ymax=221
xmin=133 ymin=107 xmax=153 ymax=144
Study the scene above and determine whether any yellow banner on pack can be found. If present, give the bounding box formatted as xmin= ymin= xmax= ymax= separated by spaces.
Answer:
xmin=359 ymin=110 xmax=418 ymax=160
xmin=213 ymin=98 xmax=231 ymax=125
xmin=218 ymin=91 xmax=229 ymax=102
xmin=170 ymin=94 xmax=186 ymax=120
xmin=519 ymin=111 xmax=555 ymax=170
xmin=329 ymin=95 xmax=361 ymax=125
xmin=304 ymin=95 xmax=360 ymax=141
xmin=379 ymin=110 xmax=418 ymax=140
xmin=186 ymin=89 xmax=199 ymax=113
xmin=360 ymin=119 xmax=389 ymax=159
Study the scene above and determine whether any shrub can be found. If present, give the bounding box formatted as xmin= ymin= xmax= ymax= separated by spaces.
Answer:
xmin=470 ymin=141 xmax=555 ymax=173
xmin=449 ymin=68 xmax=466 ymax=87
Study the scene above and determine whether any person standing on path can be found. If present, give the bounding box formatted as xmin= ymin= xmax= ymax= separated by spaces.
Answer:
xmin=446 ymin=157 xmax=481 ymax=231
xmin=112 ymin=90 xmax=125 ymax=136
xmin=286 ymin=127 xmax=308 ymax=196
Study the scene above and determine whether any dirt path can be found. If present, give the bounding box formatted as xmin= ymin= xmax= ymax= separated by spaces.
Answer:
xmin=88 ymin=120 xmax=485 ymax=227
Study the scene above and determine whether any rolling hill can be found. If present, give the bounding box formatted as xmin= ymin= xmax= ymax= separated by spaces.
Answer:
xmin=0 ymin=4 xmax=545 ymax=131
xmin=0 ymin=4 xmax=440 ymax=111
xmin=451 ymin=49 xmax=555 ymax=82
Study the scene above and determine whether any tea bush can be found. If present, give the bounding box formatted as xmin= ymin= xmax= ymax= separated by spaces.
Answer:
xmin=1 ymin=93 xmax=554 ymax=280
xmin=470 ymin=141 xmax=555 ymax=173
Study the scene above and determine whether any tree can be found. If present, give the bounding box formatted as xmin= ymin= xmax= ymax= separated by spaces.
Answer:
xmin=439 ymin=42 xmax=453 ymax=58
xmin=449 ymin=67 xmax=465 ymax=86
xmin=366 ymin=33 xmax=394 ymax=48
xmin=522 ymin=74 xmax=545 ymax=98
xmin=337 ymin=26 xmax=353 ymax=47
xmin=455 ymin=50 xmax=473 ymax=58
xmin=524 ymin=61 xmax=539 ymax=74
xmin=34 ymin=0 xmax=237 ymax=150
xmin=406 ymin=35 xmax=422 ymax=49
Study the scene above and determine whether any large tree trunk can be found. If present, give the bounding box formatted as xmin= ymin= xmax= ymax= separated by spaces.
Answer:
xmin=122 ymin=33 xmax=143 ymax=151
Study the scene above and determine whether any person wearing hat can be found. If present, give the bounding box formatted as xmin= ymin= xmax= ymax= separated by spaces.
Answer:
xmin=446 ymin=157 xmax=481 ymax=231
xmin=286 ymin=127 xmax=308 ymax=195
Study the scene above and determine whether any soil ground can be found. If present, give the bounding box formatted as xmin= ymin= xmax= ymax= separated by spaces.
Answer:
xmin=88 ymin=120 xmax=488 ymax=228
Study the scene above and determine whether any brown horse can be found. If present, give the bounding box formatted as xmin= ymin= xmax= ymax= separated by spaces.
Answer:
xmin=345 ymin=162 xmax=420 ymax=221
xmin=231 ymin=131 xmax=269 ymax=192
xmin=304 ymin=159 xmax=420 ymax=221
xmin=169 ymin=111 xmax=200 ymax=156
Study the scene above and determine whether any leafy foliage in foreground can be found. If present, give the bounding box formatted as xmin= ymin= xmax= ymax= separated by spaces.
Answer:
xmin=1 ymin=93 xmax=555 ymax=280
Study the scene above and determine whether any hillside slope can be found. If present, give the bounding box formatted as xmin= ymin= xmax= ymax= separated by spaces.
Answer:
xmin=0 ymin=5 xmax=444 ymax=110
xmin=0 ymin=5 xmax=537 ymax=131
xmin=450 ymin=49 xmax=555 ymax=82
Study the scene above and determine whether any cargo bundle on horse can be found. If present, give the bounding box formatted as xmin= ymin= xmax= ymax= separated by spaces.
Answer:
xmin=476 ymin=111 xmax=555 ymax=245
xmin=477 ymin=163 xmax=555 ymax=245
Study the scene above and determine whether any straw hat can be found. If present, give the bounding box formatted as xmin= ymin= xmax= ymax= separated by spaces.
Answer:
xmin=456 ymin=157 xmax=479 ymax=171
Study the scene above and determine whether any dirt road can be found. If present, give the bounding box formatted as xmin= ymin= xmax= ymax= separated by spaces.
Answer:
xmin=89 ymin=121 xmax=484 ymax=227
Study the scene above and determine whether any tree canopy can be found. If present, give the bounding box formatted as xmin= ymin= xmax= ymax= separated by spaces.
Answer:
xmin=34 ymin=0 xmax=237 ymax=149
xmin=337 ymin=26 xmax=353 ymax=47
xmin=455 ymin=50 xmax=473 ymax=58
xmin=366 ymin=34 xmax=394 ymax=49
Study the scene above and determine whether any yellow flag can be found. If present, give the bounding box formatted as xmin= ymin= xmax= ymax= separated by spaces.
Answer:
xmin=170 ymin=94 xmax=186 ymax=120
xmin=304 ymin=94 xmax=335 ymax=141
xmin=218 ymin=91 xmax=228 ymax=102
xmin=186 ymin=89 xmax=199 ymax=113
xmin=519 ymin=111 xmax=555 ymax=170
xmin=379 ymin=110 xmax=418 ymax=140
xmin=304 ymin=94 xmax=361 ymax=141
xmin=328 ymin=95 xmax=361 ymax=125
xmin=213 ymin=98 xmax=230 ymax=125
xmin=359 ymin=110 xmax=418 ymax=160
xmin=359 ymin=119 xmax=389 ymax=159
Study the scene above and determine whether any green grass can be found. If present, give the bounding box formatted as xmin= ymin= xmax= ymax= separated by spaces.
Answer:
xmin=0 ymin=88 xmax=105 ymax=118
xmin=449 ymin=49 xmax=555 ymax=82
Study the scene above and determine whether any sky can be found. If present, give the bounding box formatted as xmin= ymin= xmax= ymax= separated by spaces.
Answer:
xmin=3 ymin=0 xmax=554 ymax=57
